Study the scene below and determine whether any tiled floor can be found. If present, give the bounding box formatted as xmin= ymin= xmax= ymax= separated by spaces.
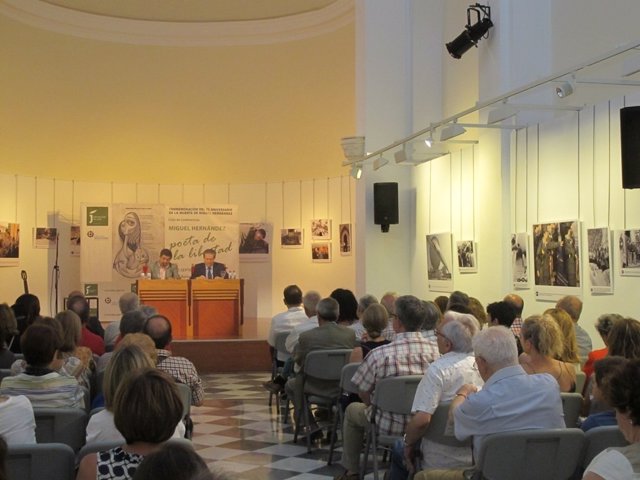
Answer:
xmin=191 ymin=372 xmax=380 ymax=479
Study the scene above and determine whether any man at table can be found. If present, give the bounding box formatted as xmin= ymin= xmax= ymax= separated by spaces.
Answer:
xmin=191 ymin=248 xmax=227 ymax=279
xmin=150 ymin=248 xmax=181 ymax=280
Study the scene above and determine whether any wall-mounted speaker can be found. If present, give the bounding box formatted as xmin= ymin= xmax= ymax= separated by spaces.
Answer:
xmin=373 ymin=182 xmax=398 ymax=232
xmin=620 ymin=106 xmax=640 ymax=189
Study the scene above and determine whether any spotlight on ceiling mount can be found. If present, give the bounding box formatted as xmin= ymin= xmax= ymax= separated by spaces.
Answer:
xmin=446 ymin=3 xmax=493 ymax=59
xmin=424 ymin=132 xmax=434 ymax=148
xmin=350 ymin=163 xmax=363 ymax=179
xmin=373 ymin=156 xmax=389 ymax=171
xmin=555 ymin=78 xmax=575 ymax=98
xmin=439 ymin=123 xmax=467 ymax=141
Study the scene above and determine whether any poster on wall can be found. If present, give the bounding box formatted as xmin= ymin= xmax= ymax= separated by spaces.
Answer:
xmin=239 ymin=223 xmax=271 ymax=262
xmin=311 ymin=242 xmax=331 ymax=262
xmin=0 ymin=222 xmax=20 ymax=266
xmin=70 ymin=225 xmax=81 ymax=257
xmin=81 ymin=205 xmax=112 ymax=282
xmin=33 ymin=227 xmax=58 ymax=249
xmin=339 ymin=223 xmax=352 ymax=256
xmin=165 ymin=205 xmax=239 ymax=278
xmin=426 ymin=233 xmax=453 ymax=292
xmin=617 ymin=229 xmax=640 ymax=277
xmin=456 ymin=240 xmax=477 ymax=273
xmin=532 ymin=220 xmax=581 ymax=300
xmin=281 ymin=228 xmax=304 ymax=248
xmin=511 ymin=233 xmax=529 ymax=289
xmin=311 ymin=219 xmax=331 ymax=240
xmin=587 ymin=227 xmax=612 ymax=294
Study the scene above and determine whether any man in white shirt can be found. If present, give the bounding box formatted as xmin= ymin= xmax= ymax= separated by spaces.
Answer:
xmin=267 ymin=285 xmax=308 ymax=362
xmin=285 ymin=290 xmax=322 ymax=354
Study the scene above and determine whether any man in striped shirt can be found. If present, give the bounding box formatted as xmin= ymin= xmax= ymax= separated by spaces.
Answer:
xmin=335 ymin=295 xmax=439 ymax=480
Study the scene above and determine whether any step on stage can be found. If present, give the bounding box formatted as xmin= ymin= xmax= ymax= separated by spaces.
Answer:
xmin=171 ymin=317 xmax=271 ymax=374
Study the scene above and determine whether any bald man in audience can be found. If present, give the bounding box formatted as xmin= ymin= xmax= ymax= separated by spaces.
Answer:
xmin=143 ymin=314 xmax=204 ymax=406
xmin=503 ymin=293 xmax=524 ymax=337
xmin=556 ymin=295 xmax=592 ymax=364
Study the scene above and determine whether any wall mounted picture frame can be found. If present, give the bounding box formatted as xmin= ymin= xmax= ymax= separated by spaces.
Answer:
xmin=239 ymin=223 xmax=271 ymax=262
xmin=70 ymin=225 xmax=81 ymax=257
xmin=587 ymin=227 xmax=612 ymax=294
xmin=33 ymin=227 xmax=57 ymax=249
xmin=311 ymin=218 xmax=331 ymax=240
xmin=426 ymin=232 xmax=453 ymax=292
xmin=456 ymin=240 xmax=477 ymax=273
xmin=0 ymin=222 xmax=20 ymax=265
xmin=511 ymin=233 xmax=529 ymax=289
xmin=311 ymin=242 xmax=331 ymax=262
xmin=280 ymin=228 xmax=304 ymax=248
xmin=617 ymin=229 xmax=640 ymax=276
xmin=339 ymin=223 xmax=352 ymax=256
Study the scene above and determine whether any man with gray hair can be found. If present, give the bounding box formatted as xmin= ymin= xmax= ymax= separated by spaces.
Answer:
xmin=390 ymin=311 xmax=483 ymax=479
xmin=379 ymin=291 xmax=398 ymax=341
xmin=285 ymin=290 xmax=323 ymax=354
xmin=104 ymin=292 xmax=141 ymax=350
xmin=348 ymin=294 xmax=379 ymax=341
xmin=423 ymin=326 xmax=565 ymax=479
xmin=556 ymin=295 xmax=592 ymax=363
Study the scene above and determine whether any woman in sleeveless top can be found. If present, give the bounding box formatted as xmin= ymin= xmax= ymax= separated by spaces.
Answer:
xmin=349 ymin=304 xmax=390 ymax=363
xmin=518 ymin=314 xmax=577 ymax=393
xmin=584 ymin=358 xmax=640 ymax=479
xmin=77 ymin=368 xmax=183 ymax=480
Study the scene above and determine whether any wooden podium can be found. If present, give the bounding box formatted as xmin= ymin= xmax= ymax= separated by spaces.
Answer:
xmin=137 ymin=279 xmax=243 ymax=340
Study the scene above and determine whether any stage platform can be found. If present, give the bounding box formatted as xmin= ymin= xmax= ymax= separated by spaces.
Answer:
xmin=171 ymin=317 xmax=272 ymax=374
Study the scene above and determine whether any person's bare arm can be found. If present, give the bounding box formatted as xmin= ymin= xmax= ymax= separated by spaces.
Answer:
xmin=349 ymin=347 xmax=363 ymax=363
xmin=76 ymin=453 xmax=97 ymax=480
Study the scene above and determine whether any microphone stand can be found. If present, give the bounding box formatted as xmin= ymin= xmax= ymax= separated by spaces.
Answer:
xmin=53 ymin=232 xmax=60 ymax=314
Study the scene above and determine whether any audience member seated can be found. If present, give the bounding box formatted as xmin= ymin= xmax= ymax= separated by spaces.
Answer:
xmin=0 ymin=323 xmax=84 ymax=408
xmin=583 ymin=313 xmax=621 ymax=379
xmin=143 ymin=315 xmax=204 ymax=406
xmin=504 ymin=293 xmax=525 ymax=337
xmin=389 ymin=311 xmax=483 ymax=480
xmin=581 ymin=356 xmax=627 ymax=432
xmin=583 ymin=358 xmax=640 ymax=479
xmin=104 ymin=293 xmax=141 ymax=351
xmin=335 ymin=296 xmax=439 ymax=480
xmin=467 ymin=297 xmax=487 ymax=329
xmin=55 ymin=310 xmax=96 ymax=389
xmin=0 ymin=304 xmax=17 ymax=368
xmin=556 ymin=295 xmax=592 ymax=364
xmin=97 ymin=310 xmax=149 ymax=372
xmin=284 ymin=290 xmax=322 ymax=354
xmin=131 ymin=442 xmax=211 ymax=480
xmin=420 ymin=301 xmax=440 ymax=344
xmin=446 ymin=291 xmax=469 ymax=311
xmin=77 ymin=368 xmax=184 ymax=480
xmin=349 ymin=303 xmax=390 ymax=363
xmin=423 ymin=326 xmax=565 ymax=480
xmin=267 ymin=285 xmax=308 ymax=364
xmin=86 ymin=344 xmax=183 ymax=445
xmin=486 ymin=301 xmax=521 ymax=354
xmin=545 ymin=307 xmax=580 ymax=365
xmin=330 ymin=288 xmax=359 ymax=326
xmin=349 ymin=294 xmax=379 ymax=341
xmin=606 ymin=317 xmax=640 ymax=359
xmin=0 ymin=393 xmax=35 ymax=445
xmin=68 ymin=295 xmax=105 ymax=356
xmin=67 ymin=290 xmax=105 ymax=338
xmin=519 ymin=315 xmax=577 ymax=392
xmin=9 ymin=293 xmax=40 ymax=354
xmin=433 ymin=296 xmax=448 ymax=316
xmin=379 ymin=292 xmax=398 ymax=340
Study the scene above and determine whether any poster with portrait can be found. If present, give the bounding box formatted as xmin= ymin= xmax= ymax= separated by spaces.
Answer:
xmin=511 ymin=233 xmax=529 ymax=289
xmin=339 ymin=223 xmax=352 ymax=256
xmin=426 ymin=233 xmax=453 ymax=292
xmin=33 ymin=227 xmax=58 ymax=249
xmin=532 ymin=220 xmax=581 ymax=300
xmin=617 ymin=229 xmax=640 ymax=277
xmin=311 ymin=218 xmax=331 ymax=240
xmin=70 ymin=225 xmax=81 ymax=256
xmin=456 ymin=240 xmax=477 ymax=273
xmin=239 ymin=223 xmax=271 ymax=262
xmin=281 ymin=228 xmax=304 ymax=248
xmin=311 ymin=242 xmax=331 ymax=263
xmin=587 ymin=227 xmax=612 ymax=294
xmin=0 ymin=222 xmax=19 ymax=266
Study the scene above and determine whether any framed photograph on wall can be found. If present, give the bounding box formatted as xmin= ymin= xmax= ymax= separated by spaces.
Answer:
xmin=532 ymin=220 xmax=581 ymax=300
xmin=239 ymin=223 xmax=271 ymax=262
xmin=33 ymin=227 xmax=57 ymax=249
xmin=511 ymin=233 xmax=529 ymax=289
xmin=70 ymin=225 xmax=81 ymax=257
xmin=311 ymin=218 xmax=331 ymax=240
xmin=426 ymin=233 xmax=453 ymax=292
xmin=311 ymin=242 xmax=331 ymax=263
xmin=587 ymin=227 xmax=612 ymax=294
xmin=617 ymin=229 xmax=640 ymax=276
xmin=280 ymin=228 xmax=304 ymax=249
xmin=0 ymin=222 xmax=20 ymax=265
xmin=339 ymin=223 xmax=352 ymax=256
xmin=456 ymin=240 xmax=477 ymax=273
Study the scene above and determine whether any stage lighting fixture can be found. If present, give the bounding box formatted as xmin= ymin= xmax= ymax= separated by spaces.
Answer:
xmin=394 ymin=149 xmax=407 ymax=164
xmin=373 ymin=156 xmax=389 ymax=171
xmin=555 ymin=79 xmax=575 ymax=98
xmin=446 ymin=3 xmax=493 ymax=59
xmin=439 ymin=123 xmax=467 ymax=141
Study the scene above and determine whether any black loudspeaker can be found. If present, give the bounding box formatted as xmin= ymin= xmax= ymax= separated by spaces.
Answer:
xmin=620 ymin=106 xmax=640 ymax=189
xmin=373 ymin=182 xmax=399 ymax=232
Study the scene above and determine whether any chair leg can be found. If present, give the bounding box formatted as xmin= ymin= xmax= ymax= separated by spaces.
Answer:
xmin=361 ymin=424 xmax=372 ymax=480
xmin=293 ymin=401 xmax=302 ymax=443
xmin=327 ymin=401 xmax=341 ymax=465
xmin=303 ymin=395 xmax=312 ymax=453
xmin=372 ymin=429 xmax=380 ymax=480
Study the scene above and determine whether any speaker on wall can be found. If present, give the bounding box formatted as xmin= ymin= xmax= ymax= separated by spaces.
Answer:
xmin=373 ymin=182 xmax=399 ymax=233
xmin=620 ymin=106 xmax=640 ymax=189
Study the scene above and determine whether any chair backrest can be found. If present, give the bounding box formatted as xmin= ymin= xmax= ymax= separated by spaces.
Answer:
xmin=0 ymin=368 xmax=12 ymax=381
xmin=422 ymin=401 xmax=471 ymax=448
xmin=575 ymin=371 xmax=587 ymax=394
xmin=34 ymin=407 xmax=88 ymax=452
xmin=340 ymin=362 xmax=361 ymax=394
xmin=477 ymin=428 xmax=585 ymax=480
xmin=561 ymin=392 xmax=583 ymax=428
xmin=583 ymin=425 xmax=629 ymax=468
xmin=8 ymin=443 xmax=75 ymax=480
xmin=175 ymin=382 xmax=192 ymax=419
xmin=372 ymin=375 xmax=422 ymax=416
xmin=274 ymin=331 xmax=290 ymax=355
xmin=303 ymin=349 xmax=353 ymax=381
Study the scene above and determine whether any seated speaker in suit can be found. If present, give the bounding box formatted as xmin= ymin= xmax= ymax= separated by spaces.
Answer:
xmin=191 ymin=248 xmax=227 ymax=279
xmin=150 ymin=248 xmax=181 ymax=280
